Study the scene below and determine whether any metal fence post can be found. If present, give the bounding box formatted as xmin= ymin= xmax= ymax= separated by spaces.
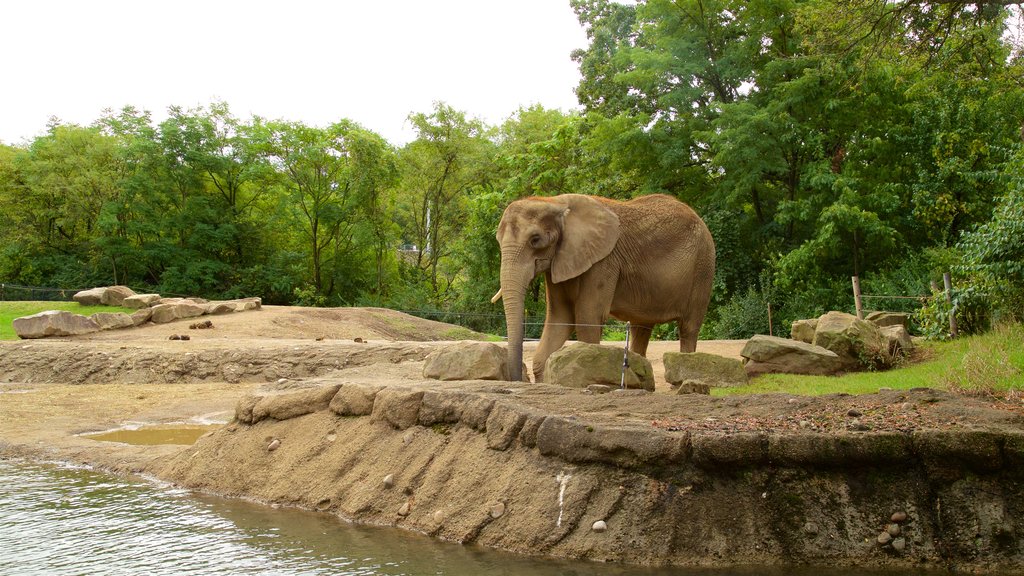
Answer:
xmin=943 ymin=272 xmax=958 ymax=338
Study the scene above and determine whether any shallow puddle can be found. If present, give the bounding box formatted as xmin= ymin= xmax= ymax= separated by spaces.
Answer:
xmin=84 ymin=424 xmax=218 ymax=445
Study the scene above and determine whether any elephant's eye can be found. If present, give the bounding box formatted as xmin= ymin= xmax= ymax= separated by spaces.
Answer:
xmin=529 ymin=234 xmax=543 ymax=248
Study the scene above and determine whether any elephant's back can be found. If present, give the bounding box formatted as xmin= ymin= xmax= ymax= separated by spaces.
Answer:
xmin=608 ymin=195 xmax=715 ymax=321
xmin=614 ymin=194 xmax=714 ymax=255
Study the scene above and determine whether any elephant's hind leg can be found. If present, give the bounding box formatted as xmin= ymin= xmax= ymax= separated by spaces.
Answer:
xmin=629 ymin=323 xmax=654 ymax=356
xmin=678 ymin=318 xmax=700 ymax=353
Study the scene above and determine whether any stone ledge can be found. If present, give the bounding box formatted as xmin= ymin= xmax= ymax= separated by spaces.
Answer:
xmin=232 ymin=381 xmax=1024 ymax=473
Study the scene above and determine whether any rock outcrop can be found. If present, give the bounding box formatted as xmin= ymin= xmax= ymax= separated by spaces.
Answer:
xmin=544 ymin=342 xmax=654 ymax=391
xmin=150 ymin=302 xmax=206 ymax=324
xmin=122 ymin=294 xmax=161 ymax=309
xmin=90 ymin=312 xmax=135 ymax=331
xmin=790 ymin=318 xmax=817 ymax=344
xmin=13 ymin=286 xmax=263 ymax=339
xmin=813 ymin=311 xmax=889 ymax=370
xmin=155 ymin=381 xmax=1024 ymax=573
xmin=865 ymin=311 xmax=911 ymax=329
xmin=422 ymin=342 xmax=515 ymax=381
xmin=663 ymin=351 xmax=747 ymax=388
xmin=741 ymin=335 xmax=845 ymax=376
xmin=13 ymin=310 xmax=101 ymax=338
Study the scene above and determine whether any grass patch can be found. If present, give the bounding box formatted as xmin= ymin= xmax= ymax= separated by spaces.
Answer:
xmin=715 ymin=324 xmax=1024 ymax=397
xmin=442 ymin=326 xmax=492 ymax=341
xmin=0 ymin=301 xmax=135 ymax=340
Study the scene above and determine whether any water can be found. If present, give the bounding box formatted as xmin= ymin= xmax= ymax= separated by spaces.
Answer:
xmin=0 ymin=459 xmax=932 ymax=576
xmin=83 ymin=424 xmax=216 ymax=445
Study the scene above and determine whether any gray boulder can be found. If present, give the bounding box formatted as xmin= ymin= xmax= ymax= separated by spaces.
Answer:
xmin=122 ymin=294 xmax=161 ymax=309
xmin=741 ymin=335 xmax=845 ymax=376
xmin=13 ymin=310 xmax=100 ymax=339
xmin=150 ymin=304 xmax=180 ymax=324
xmin=790 ymin=318 xmax=817 ymax=344
xmin=676 ymin=380 xmax=711 ymax=395
xmin=813 ymin=311 xmax=889 ymax=369
xmin=149 ymin=302 xmax=204 ymax=323
xmin=206 ymin=302 xmax=237 ymax=315
xmin=545 ymin=342 xmax=654 ymax=391
xmin=131 ymin=308 xmax=153 ymax=326
xmin=176 ymin=302 xmax=206 ymax=319
xmin=423 ymin=342 xmax=518 ymax=381
xmin=880 ymin=325 xmax=915 ymax=356
xmin=100 ymin=285 xmax=135 ymax=306
xmin=72 ymin=287 xmax=106 ymax=306
xmin=90 ymin=312 xmax=135 ymax=331
xmin=866 ymin=311 xmax=911 ymax=329
xmin=663 ymin=351 xmax=747 ymax=387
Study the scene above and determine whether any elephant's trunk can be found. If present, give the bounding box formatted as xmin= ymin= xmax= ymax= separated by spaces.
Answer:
xmin=500 ymin=252 xmax=533 ymax=382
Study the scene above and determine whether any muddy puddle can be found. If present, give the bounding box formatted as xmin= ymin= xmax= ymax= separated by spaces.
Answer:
xmin=84 ymin=424 xmax=219 ymax=445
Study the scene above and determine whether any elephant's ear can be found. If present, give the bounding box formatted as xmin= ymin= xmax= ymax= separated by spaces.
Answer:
xmin=551 ymin=195 xmax=620 ymax=283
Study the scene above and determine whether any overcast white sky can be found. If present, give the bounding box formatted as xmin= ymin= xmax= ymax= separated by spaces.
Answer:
xmin=1 ymin=1 xmax=590 ymax=146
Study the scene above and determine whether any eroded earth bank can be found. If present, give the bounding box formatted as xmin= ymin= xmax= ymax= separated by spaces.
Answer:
xmin=1 ymin=306 xmax=1022 ymax=573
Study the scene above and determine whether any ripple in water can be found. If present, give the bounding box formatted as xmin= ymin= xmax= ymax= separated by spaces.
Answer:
xmin=0 ymin=459 xmax=925 ymax=576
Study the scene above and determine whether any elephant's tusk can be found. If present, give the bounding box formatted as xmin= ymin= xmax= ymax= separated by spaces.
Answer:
xmin=490 ymin=288 xmax=503 ymax=304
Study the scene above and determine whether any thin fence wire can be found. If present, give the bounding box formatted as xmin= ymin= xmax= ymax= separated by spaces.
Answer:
xmin=0 ymin=283 xmax=84 ymax=302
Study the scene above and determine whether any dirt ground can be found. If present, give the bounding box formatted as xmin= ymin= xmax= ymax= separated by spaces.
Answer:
xmin=1 ymin=305 xmax=1021 ymax=469
xmin=0 ymin=306 xmax=742 ymax=466
xmin=3 ymin=305 xmax=1024 ymax=571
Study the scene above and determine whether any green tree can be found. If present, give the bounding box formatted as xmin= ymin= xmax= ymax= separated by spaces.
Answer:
xmin=395 ymin=102 xmax=495 ymax=304
xmin=3 ymin=123 xmax=122 ymax=285
xmin=251 ymin=118 xmax=395 ymax=303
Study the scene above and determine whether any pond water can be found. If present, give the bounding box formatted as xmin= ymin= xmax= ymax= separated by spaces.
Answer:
xmin=0 ymin=459 xmax=937 ymax=576
xmin=83 ymin=424 xmax=216 ymax=445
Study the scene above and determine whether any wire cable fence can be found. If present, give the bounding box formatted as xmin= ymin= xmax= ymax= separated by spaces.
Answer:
xmin=0 ymin=283 xmax=86 ymax=302
xmin=390 ymin=308 xmax=658 ymax=341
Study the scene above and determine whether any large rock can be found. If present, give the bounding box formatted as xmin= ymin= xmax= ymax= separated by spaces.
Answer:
xmin=72 ymin=287 xmax=106 ymax=306
xmin=236 ymin=297 xmax=262 ymax=310
xmin=100 ymin=285 xmax=135 ymax=306
xmin=122 ymin=294 xmax=161 ymax=309
xmin=545 ymin=342 xmax=654 ymax=391
xmin=73 ymin=286 xmax=137 ymax=306
xmin=813 ymin=311 xmax=889 ymax=369
xmin=790 ymin=318 xmax=817 ymax=344
xmin=663 ymin=352 xmax=747 ymax=387
xmin=206 ymin=302 xmax=237 ymax=315
xmin=880 ymin=325 xmax=915 ymax=356
xmin=90 ymin=312 xmax=135 ymax=331
xmin=423 ymin=342 xmax=515 ymax=381
xmin=866 ymin=311 xmax=911 ymax=329
xmin=131 ymin=308 xmax=153 ymax=326
xmin=150 ymin=302 xmax=206 ymax=324
xmin=741 ymin=335 xmax=845 ymax=376
xmin=13 ymin=310 xmax=101 ymax=339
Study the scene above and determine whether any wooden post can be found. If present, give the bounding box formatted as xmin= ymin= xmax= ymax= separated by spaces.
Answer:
xmin=943 ymin=272 xmax=958 ymax=338
xmin=767 ymin=301 xmax=773 ymax=337
xmin=852 ymin=276 xmax=864 ymax=319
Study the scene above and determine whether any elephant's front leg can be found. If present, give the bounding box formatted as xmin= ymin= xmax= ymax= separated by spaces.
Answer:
xmin=532 ymin=281 xmax=575 ymax=382
xmin=532 ymin=320 xmax=572 ymax=382
xmin=573 ymin=269 xmax=616 ymax=345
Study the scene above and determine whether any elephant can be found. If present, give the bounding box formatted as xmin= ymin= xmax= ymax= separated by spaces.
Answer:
xmin=493 ymin=193 xmax=715 ymax=383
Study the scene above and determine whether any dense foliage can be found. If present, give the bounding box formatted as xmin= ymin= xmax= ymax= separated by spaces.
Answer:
xmin=1 ymin=1 xmax=1021 ymax=338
